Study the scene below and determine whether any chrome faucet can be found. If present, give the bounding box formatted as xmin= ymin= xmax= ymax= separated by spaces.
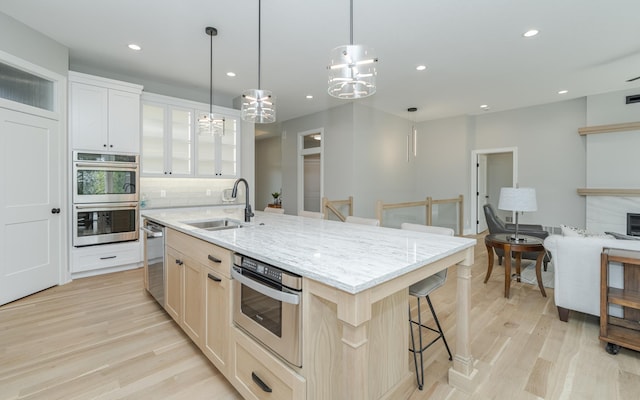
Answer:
xmin=231 ymin=178 xmax=254 ymax=222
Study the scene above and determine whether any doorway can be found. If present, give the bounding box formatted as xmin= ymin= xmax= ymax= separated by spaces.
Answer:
xmin=471 ymin=148 xmax=517 ymax=234
xmin=297 ymin=129 xmax=323 ymax=213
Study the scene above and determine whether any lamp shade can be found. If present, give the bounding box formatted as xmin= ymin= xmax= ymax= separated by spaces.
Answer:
xmin=498 ymin=187 xmax=537 ymax=212
xmin=327 ymin=44 xmax=377 ymax=99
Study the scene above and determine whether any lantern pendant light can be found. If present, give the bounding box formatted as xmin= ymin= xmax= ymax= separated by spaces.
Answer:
xmin=327 ymin=0 xmax=378 ymax=99
xmin=241 ymin=0 xmax=276 ymax=123
xmin=198 ymin=26 xmax=225 ymax=136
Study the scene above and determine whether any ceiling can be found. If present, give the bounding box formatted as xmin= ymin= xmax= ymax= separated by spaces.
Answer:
xmin=2 ymin=0 xmax=640 ymax=124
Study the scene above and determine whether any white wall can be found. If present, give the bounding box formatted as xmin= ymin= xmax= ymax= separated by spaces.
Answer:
xmin=0 ymin=13 xmax=68 ymax=76
xmin=584 ymin=88 xmax=640 ymax=233
xmin=280 ymin=104 xmax=355 ymax=215
xmin=473 ymin=99 xmax=587 ymax=228
xmin=274 ymin=97 xmax=590 ymax=231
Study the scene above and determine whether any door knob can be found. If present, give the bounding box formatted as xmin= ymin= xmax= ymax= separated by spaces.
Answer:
xmin=51 ymin=208 xmax=61 ymax=214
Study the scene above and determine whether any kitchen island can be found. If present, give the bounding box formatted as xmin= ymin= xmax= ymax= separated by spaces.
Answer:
xmin=142 ymin=206 xmax=478 ymax=399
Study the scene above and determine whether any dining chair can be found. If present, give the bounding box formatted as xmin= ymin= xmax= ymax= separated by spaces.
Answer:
xmin=263 ymin=207 xmax=285 ymax=214
xmin=344 ymin=215 xmax=380 ymax=226
xmin=298 ymin=210 xmax=325 ymax=219
xmin=401 ymin=222 xmax=454 ymax=390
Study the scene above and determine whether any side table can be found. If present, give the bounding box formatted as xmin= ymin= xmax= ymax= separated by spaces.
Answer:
xmin=484 ymin=233 xmax=547 ymax=298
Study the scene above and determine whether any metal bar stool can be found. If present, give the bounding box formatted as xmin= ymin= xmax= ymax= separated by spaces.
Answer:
xmin=401 ymin=223 xmax=454 ymax=390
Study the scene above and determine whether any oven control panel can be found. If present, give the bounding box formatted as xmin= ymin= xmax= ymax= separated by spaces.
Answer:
xmin=233 ymin=254 xmax=302 ymax=290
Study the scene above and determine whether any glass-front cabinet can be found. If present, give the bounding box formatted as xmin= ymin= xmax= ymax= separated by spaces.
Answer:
xmin=141 ymin=93 xmax=240 ymax=178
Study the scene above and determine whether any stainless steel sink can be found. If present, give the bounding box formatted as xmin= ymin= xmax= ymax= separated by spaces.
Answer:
xmin=181 ymin=218 xmax=243 ymax=231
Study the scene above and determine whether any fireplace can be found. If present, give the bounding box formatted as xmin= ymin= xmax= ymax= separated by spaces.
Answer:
xmin=628 ymin=213 xmax=640 ymax=236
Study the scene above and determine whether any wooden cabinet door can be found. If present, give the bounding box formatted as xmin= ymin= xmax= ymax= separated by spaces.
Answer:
xmin=204 ymin=268 xmax=230 ymax=373
xmin=165 ymin=247 xmax=183 ymax=323
xmin=182 ymin=258 xmax=205 ymax=346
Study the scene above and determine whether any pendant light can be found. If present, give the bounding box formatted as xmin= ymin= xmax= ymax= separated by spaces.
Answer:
xmin=328 ymin=0 xmax=378 ymax=99
xmin=198 ymin=26 xmax=225 ymax=136
xmin=408 ymin=107 xmax=417 ymax=158
xmin=241 ymin=0 xmax=276 ymax=123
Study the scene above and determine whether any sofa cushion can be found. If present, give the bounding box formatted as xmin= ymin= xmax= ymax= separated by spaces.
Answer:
xmin=561 ymin=224 xmax=612 ymax=238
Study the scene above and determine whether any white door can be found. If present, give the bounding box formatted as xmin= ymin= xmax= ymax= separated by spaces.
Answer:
xmin=476 ymin=154 xmax=488 ymax=233
xmin=0 ymin=108 xmax=61 ymax=305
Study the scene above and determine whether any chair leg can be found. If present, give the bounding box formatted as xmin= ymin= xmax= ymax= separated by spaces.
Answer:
xmin=408 ymin=295 xmax=452 ymax=391
xmin=426 ymin=295 xmax=452 ymax=361
xmin=498 ymin=254 xmax=503 ymax=266
xmin=408 ymin=303 xmax=424 ymax=390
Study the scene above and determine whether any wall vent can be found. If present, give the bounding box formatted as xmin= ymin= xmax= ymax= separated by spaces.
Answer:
xmin=626 ymin=94 xmax=640 ymax=104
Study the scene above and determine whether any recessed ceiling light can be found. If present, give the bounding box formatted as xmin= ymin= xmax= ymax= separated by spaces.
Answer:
xmin=416 ymin=65 xmax=427 ymax=71
xmin=523 ymin=29 xmax=539 ymax=38
xmin=306 ymin=95 xmax=313 ymax=99
xmin=558 ymin=90 xmax=568 ymax=94
xmin=127 ymin=44 xmax=141 ymax=51
xmin=480 ymin=104 xmax=489 ymax=109
xmin=226 ymin=72 xmax=236 ymax=77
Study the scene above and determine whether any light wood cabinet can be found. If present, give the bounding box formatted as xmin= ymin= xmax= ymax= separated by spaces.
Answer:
xmin=232 ymin=328 xmax=306 ymax=400
xmin=600 ymin=248 xmax=640 ymax=354
xmin=165 ymin=228 xmax=232 ymax=371
xmin=69 ymin=72 xmax=142 ymax=153
xmin=203 ymin=267 xmax=230 ymax=374
xmin=182 ymin=257 xmax=205 ymax=346
xmin=165 ymin=246 xmax=183 ymax=323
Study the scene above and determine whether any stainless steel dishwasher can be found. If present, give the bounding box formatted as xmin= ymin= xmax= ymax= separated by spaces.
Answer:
xmin=142 ymin=219 xmax=165 ymax=306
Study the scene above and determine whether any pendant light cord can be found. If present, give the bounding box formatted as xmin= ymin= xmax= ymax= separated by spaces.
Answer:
xmin=258 ymin=0 xmax=262 ymax=90
xmin=209 ymin=30 xmax=213 ymax=115
xmin=349 ymin=0 xmax=353 ymax=45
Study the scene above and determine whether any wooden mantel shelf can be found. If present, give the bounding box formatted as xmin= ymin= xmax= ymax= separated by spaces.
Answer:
xmin=578 ymin=188 xmax=640 ymax=196
xmin=578 ymin=122 xmax=640 ymax=136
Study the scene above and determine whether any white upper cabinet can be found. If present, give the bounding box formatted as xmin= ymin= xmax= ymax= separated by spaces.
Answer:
xmin=141 ymin=93 xmax=240 ymax=178
xmin=69 ymin=72 xmax=142 ymax=154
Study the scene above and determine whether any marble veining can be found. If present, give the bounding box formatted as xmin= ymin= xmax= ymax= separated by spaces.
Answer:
xmin=142 ymin=207 xmax=476 ymax=294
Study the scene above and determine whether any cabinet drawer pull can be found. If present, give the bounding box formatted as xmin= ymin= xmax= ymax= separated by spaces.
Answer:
xmin=251 ymin=372 xmax=272 ymax=393
xmin=175 ymin=259 xmax=183 ymax=265
xmin=207 ymin=254 xmax=222 ymax=263
xmin=100 ymin=255 xmax=116 ymax=260
xmin=207 ymin=273 xmax=221 ymax=282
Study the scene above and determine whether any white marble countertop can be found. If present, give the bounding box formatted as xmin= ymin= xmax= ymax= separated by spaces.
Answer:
xmin=142 ymin=206 xmax=476 ymax=294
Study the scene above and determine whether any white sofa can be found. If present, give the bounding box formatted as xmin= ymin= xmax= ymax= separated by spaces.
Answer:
xmin=543 ymin=234 xmax=640 ymax=321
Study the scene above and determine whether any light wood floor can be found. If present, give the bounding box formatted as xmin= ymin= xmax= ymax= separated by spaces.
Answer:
xmin=1 ymin=235 xmax=639 ymax=400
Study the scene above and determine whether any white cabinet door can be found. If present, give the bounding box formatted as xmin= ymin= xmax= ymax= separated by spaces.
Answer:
xmin=195 ymin=111 xmax=239 ymax=177
xmin=108 ymin=89 xmax=140 ymax=153
xmin=0 ymin=108 xmax=61 ymax=305
xmin=70 ymin=82 xmax=109 ymax=151
xmin=70 ymin=74 xmax=142 ymax=153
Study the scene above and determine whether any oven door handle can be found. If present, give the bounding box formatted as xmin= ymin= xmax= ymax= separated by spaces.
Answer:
xmin=231 ymin=268 xmax=300 ymax=305
xmin=141 ymin=226 xmax=163 ymax=237
xmin=75 ymin=162 xmax=138 ymax=169
xmin=75 ymin=203 xmax=138 ymax=210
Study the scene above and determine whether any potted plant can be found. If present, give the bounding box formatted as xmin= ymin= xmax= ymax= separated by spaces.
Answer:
xmin=271 ymin=191 xmax=281 ymax=205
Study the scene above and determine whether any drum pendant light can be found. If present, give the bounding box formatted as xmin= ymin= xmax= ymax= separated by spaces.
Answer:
xmin=241 ymin=0 xmax=276 ymax=123
xmin=328 ymin=0 xmax=378 ymax=99
xmin=198 ymin=26 xmax=225 ymax=136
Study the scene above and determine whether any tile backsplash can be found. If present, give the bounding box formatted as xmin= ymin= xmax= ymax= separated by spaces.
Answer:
xmin=140 ymin=177 xmax=243 ymax=209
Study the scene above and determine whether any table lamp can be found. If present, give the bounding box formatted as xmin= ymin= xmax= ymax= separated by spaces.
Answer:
xmin=498 ymin=187 xmax=537 ymax=241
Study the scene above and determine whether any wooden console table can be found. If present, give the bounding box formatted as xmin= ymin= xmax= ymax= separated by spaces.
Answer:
xmin=600 ymin=248 xmax=640 ymax=354
xmin=484 ymin=233 xmax=547 ymax=298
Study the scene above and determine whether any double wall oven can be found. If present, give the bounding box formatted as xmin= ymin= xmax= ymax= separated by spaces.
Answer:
xmin=72 ymin=151 xmax=139 ymax=247
xmin=232 ymin=253 xmax=303 ymax=368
